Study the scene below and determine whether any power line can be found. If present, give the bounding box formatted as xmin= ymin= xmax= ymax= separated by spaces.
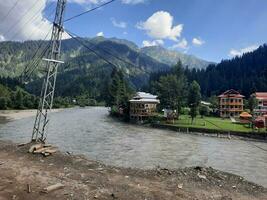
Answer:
xmin=15 ymin=4 xmax=54 ymax=82
xmin=20 ymin=28 xmax=52 ymax=82
xmin=247 ymin=141 xmax=267 ymax=152
xmin=25 ymin=3 xmax=56 ymax=41
xmin=9 ymin=3 xmax=55 ymax=41
xmin=66 ymin=30 xmax=118 ymax=69
xmin=3 ymin=0 xmax=41 ymax=38
xmin=66 ymin=29 xmax=142 ymax=70
xmin=64 ymin=0 xmax=116 ymax=22
xmin=2 ymin=0 xmax=20 ymax=22
xmin=204 ymin=118 xmax=267 ymax=152
xmin=23 ymin=42 xmax=51 ymax=82
xmin=20 ymin=41 xmax=51 ymax=82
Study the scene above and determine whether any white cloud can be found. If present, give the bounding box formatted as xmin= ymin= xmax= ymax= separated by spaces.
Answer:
xmin=0 ymin=0 xmax=70 ymax=41
xmin=142 ymin=39 xmax=164 ymax=47
xmin=121 ymin=0 xmax=147 ymax=4
xmin=111 ymin=18 xmax=127 ymax=28
xmin=229 ymin=45 xmax=259 ymax=57
xmin=192 ymin=37 xmax=205 ymax=46
xmin=68 ymin=0 xmax=147 ymax=5
xmin=0 ymin=0 xmax=52 ymax=41
xmin=123 ymin=31 xmax=128 ymax=35
xmin=171 ymin=38 xmax=188 ymax=49
xmin=0 ymin=35 xmax=5 ymax=41
xmin=96 ymin=31 xmax=104 ymax=37
xmin=137 ymin=11 xmax=183 ymax=41
xmin=66 ymin=0 xmax=105 ymax=4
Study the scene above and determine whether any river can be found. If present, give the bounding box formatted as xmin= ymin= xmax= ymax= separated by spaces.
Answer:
xmin=0 ymin=107 xmax=267 ymax=187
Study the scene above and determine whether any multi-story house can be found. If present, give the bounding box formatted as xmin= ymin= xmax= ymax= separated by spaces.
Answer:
xmin=251 ymin=92 xmax=267 ymax=116
xmin=218 ymin=89 xmax=244 ymax=118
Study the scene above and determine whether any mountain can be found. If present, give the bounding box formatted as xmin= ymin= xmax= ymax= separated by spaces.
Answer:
xmin=184 ymin=44 xmax=267 ymax=97
xmin=0 ymin=37 xmax=169 ymax=83
xmin=0 ymin=37 xmax=212 ymax=101
xmin=141 ymin=46 xmax=213 ymax=69
xmin=0 ymin=37 xmax=171 ymax=100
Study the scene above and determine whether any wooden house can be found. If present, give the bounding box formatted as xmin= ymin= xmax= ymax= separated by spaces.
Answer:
xmin=129 ymin=92 xmax=160 ymax=121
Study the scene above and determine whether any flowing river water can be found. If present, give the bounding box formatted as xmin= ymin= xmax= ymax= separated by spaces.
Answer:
xmin=0 ymin=107 xmax=267 ymax=187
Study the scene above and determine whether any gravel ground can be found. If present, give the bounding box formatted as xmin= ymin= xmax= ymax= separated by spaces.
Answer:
xmin=0 ymin=140 xmax=266 ymax=200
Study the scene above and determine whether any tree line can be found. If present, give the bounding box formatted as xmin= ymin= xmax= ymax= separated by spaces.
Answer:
xmin=184 ymin=44 xmax=267 ymax=97
xmin=146 ymin=61 xmax=202 ymax=122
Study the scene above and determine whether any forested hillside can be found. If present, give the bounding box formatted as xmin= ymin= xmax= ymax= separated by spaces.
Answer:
xmin=184 ymin=44 xmax=267 ymax=97
xmin=0 ymin=37 xmax=210 ymax=87
xmin=0 ymin=77 xmax=38 ymax=109
xmin=1 ymin=37 xmax=265 ymax=104
xmin=141 ymin=46 xmax=213 ymax=69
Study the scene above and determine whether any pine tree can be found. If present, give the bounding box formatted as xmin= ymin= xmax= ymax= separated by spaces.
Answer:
xmin=108 ymin=67 xmax=133 ymax=110
xmin=154 ymin=60 xmax=188 ymax=117
xmin=188 ymin=81 xmax=201 ymax=123
xmin=248 ymin=95 xmax=258 ymax=115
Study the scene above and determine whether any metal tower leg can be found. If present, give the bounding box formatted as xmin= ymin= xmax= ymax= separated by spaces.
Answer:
xmin=31 ymin=0 xmax=67 ymax=143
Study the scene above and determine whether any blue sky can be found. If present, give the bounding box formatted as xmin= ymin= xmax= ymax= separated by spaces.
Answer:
xmin=1 ymin=0 xmax=267 ymax=62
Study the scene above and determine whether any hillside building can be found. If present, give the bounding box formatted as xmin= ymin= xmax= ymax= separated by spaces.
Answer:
xmin=251 ymin=92 xmax=267 ymax=116
xmin=218 ymin=89 xmax=244 ymax=118
xmin=129 ymin=92 xmax=160 ymax=121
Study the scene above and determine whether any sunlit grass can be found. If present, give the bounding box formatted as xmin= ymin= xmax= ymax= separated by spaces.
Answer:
xmin=162 ymin=115 xmax=259 ymax=133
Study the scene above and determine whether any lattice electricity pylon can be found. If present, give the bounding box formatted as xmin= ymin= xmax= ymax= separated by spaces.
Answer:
xmin=31 ymin=0 xmax=67 ymax=143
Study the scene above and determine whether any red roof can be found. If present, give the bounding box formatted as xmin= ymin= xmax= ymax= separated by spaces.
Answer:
xmin=254 ymin=92 xmax=267 ymax=99
xmin=218 ymin=89 xmax=244 ymax=98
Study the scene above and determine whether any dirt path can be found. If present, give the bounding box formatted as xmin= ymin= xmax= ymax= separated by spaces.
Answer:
xmin=0 ymin=140 xmax=266 ymax=200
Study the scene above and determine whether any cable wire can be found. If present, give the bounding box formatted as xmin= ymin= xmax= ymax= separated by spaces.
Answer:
xmin=23 ymin=42 xmax=50 ymax=77
xmin=9 ymin=2 xmax=54 ymax=41
xmin=2 ymin=0 xmax=20 ymax=22
xmin=22 ymin=41 xmax=51 ymax=82
xmin=66 ymin=31 xmax=118 ymax=69
xmin=66 ymin=29 xmax=142 ymax=70
xmin=3 ymin=0 xmax=42 ymax=37
xmin=64 ymin=0 xmax=116 ymax=22
xmin=203 ymin=118 xmax=267 ymax=152
xmin=20 ymin=28 xmax=52 ymax=82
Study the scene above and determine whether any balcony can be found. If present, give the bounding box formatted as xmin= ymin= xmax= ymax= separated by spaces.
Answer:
xmin=220 ymin=102 xmax=243 ymax=106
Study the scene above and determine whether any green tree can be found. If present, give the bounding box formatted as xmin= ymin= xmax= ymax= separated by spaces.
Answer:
xmin=0 ymin=84 xmax=11 ymax=109
xmin=199 ymin=105 xmax=209 ymax=118
xmin=0 ymin=97 xmax=8 ymax=110
xmin=248 ymin=95 xmax=258 ymax=115
xmin=13 ymin=89 xmax=24 ymax=109
xmin=23 ymin=94 xmax=35 ymax=108
xmin=157 ymin=75 xmax=185 ymax=116
xmin=155 ymin=61 xmax=187 ymax=117
xmin=208 ymin=95 xmax=219 ymax=110
xmin=108 ymin=68 xmax=133 ymax=108
xmin=188 ymin=81 xmax=201 ymax=123
xmin=107 ymin=67 xmax=134 ymax=121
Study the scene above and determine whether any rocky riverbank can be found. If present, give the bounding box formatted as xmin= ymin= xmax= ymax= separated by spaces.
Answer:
xmin=0 ymin=140 xmax=266 ymax=200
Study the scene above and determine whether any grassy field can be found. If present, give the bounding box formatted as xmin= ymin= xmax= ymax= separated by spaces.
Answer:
xmin=162 ymin=115 xmax=254 ymax=133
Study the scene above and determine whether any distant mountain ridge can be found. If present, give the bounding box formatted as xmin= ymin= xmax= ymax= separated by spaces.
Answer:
xmin=0 ymin=37 xmax=212 ymax=98
xmin=141 ymin=46 xmax=214 ymax=69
